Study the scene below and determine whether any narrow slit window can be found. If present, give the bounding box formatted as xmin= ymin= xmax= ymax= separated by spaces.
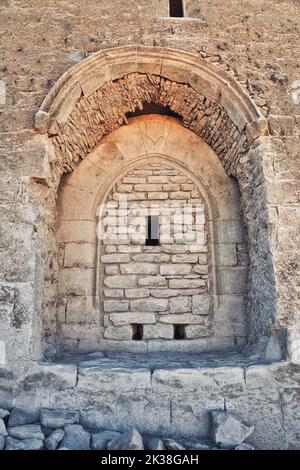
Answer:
xmin=146 ymin=215 xmax=160 ymax=246
xmin=169 ymin=0 xmax=184 ymax=17
xmin=132 ymin=323 xmax=143 ymax=341
xmin=174 ymin=324 xmax=186 ymax=340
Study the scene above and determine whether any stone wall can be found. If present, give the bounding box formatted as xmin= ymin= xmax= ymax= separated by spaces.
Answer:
xmin=100 ymin=161 xmax=211 ymax=341
xmin=1 ymin=0 xmax=299 ymax=363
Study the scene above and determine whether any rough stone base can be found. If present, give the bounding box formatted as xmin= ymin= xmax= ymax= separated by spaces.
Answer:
xmin=0 ymin=353 xmax=299 ymax=450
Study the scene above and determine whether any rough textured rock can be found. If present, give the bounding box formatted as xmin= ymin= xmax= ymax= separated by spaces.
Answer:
xmin=0 ymin=408 xmax=9 ymax=419
xmin=8 ymin=408 xmax=39 ymax=427
xmin=143 ymin=435 xmax=166 ymax=450
xmin=0 ymin=419 xmax=7 ymax=436
xmin=211 ymin=411 xmax=254 ymax=449
xmin=40 ymin=409 xmax=79 ymax=429
xmin=164 ymin=439 xmax=186 ymax=450
xmin=7 ymin=424 xmax=44 ymax=440
xmin=44 ymin=429 xmax=65 ymax=450
xmin=0 ymin=435 xmax=4 ymax=450
xmin=91 ymin=430 xmax=121 ymax=450
xmin=62 ymin=424 xmax=90 ymax=450
xmin=185 ymin=441 xmax=211 ymax=450
xmin=235 ymin=443 xmax=255 ymax=450
xmin=107 ymin=428 xmax=144 ymax=450
xmin=5 ymin=437 xmax=44 ymax=450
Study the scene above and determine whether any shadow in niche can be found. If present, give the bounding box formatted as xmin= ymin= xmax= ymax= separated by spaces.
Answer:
xmin=126 ymin=102 xmax=182 ymax=120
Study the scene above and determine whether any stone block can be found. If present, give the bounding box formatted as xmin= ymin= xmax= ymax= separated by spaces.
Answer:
xmin=172 ymin=254 xmax=199 ymax=263
xmin=217 ymin=267 xmax=248 ymax=294
xmin=192 ymin=294 xmax=210 ymax=315
xmin=77 ymin=362 xmax=151 ymax=392
xmin=214 ymin=221 xmax=244 ymax=244
xmin=169 ymin=296 xmax=191 ymax=313
xmin=147 ymin=192 xmax=169 ymax=200
xmin=62 ymin=424 xmax=90 ymax=450
xmin=64 ymin=243 xmax=95 ymax=268
xmin=104 ymin=289 xmax=124 ymax=298
xmin=210 ymin=411 xmax=254 ymax=449
xmin=159 ymin=314 xmax=207 ymax=325
xmin=40 ymin=408 xmax=80 ymax=430
xmin=105 ymin=265 xmax=119 ymax=274
xmin=132 ymin=253 xmax=170 ymax=263
xmin=104 ymin=275 xmax=136 ymax=289
xmin=185 ymin=325 xmax=212 ymax=338
xmin=45 ymin=429 xmax=65 ymax=450
xmin=118 ymin=246 xmax=141 ymax=253
xmin=131 ymin=298 xmax=168 ymax=312
xmin=216 ymin=244 xmax=238 ymax=267
xmin=107 ymin=428 xmax=144 ymax=450
xmin=123 ymin=176 xmax=146 ymax=184
xmin=58 ymin=221 xmax=97 ymax=244
xmin=7 ymin=424 xmax=44 ymax=440
xmin=66 ymin=296 xmax=99 ymax=323
xmin=8 ymin=408 xmax=39 ymax=427
xmin=160 ymin=264 xmax=192 ymax=275
xmin=148 ymin=176 xmax=169 ymax=184
xmin=169 ymin=279 xmax=206 ymax=289
xmin=104 ymin=326 xmax=133 ymax=340
xmin=5 ymin=437 xmax=44 ymax=450
xmin=138 ymin=276 xmax=166 ymax=287
xmin=92 ymin=430 xmax=121 ymax=450
xmin=134 ymin=184 xmax=162 ymax=192
xmin=150 ymin=289 xmax=180 ymax=298
xmin=101 ymin=254 xmax=130 ymax=263
xmin=143 ymin=324 xmax=174 ymax=340
xmin=0 ymin=418 xmax=7 ymax=436
xmin=109 ymin=312 xmax=156 ymax=326
xmin=170 ymin=191 xmax=190 ymax=199
xmin=120 ymin=263 xmax=158 ymax=275
xmin=125 ymin=288 xmax=150 ymax=298
xmin=103 ymin=300 xmax=129 ymax=313
xmin=58 ymin=268 xmax=95 ymax=296
xmin=193 ymin=265 xmax=209 ymax=275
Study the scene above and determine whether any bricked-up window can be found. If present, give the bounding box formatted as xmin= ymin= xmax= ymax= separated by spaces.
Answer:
xmin=169 ymin=0 xmax=184 ymax=17
xmin=146 ymin=215 xmax=160 ymax=246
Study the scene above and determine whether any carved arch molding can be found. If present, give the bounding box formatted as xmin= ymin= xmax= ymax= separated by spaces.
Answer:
xmin=36 ymin=46 xmax=282 ymax=353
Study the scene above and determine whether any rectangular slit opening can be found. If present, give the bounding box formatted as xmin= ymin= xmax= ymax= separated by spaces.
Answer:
xmin=174 ymin=324 xmax=186 ymax=340
xmin=132 ymin=323 xmax=143 ymax=341
xmin=146 ymin=215 xmax=160 ymax=246
xmin=169 ymin=0 xmax=184 ymax=18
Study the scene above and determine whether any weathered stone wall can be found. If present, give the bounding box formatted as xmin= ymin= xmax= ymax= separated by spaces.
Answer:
xmin=0 ymin=0 xmax=299 ymax=450
xmin=101 ymin=161 xmax=212 ymax=341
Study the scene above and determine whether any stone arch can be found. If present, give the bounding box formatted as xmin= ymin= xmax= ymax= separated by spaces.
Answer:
xmin=34 ymin=46 xmax=281 ymax=359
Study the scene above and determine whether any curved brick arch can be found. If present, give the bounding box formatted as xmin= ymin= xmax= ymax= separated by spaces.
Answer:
xmin=35 ymin=46 xmax=267 ymax=186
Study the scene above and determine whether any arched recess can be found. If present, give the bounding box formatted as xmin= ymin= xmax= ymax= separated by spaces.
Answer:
xmin=57 ymin=115 xmax=248 ymax=353
xmin=33 ymin=46 xmax=283 ymax=359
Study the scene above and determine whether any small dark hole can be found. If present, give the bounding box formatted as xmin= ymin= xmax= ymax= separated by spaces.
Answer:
xmin=174 ymin=324 xmax=186 ymax=340
xmin=132 ymin=324 xmax=143 ymax=341
xmin=146 ymin=215 xmax=160 ymax=246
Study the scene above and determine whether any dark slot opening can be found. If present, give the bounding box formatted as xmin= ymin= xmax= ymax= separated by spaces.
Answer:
xmin=132 ymin=323 xmax=143 ymax=341
xmin=146 ymin=215 xmax=160 ymax=246
xmin=169 ymin=0 xmax=184 ymax=18
xmin=126 ymin=103 xmax=181 ymax=120
xmin=174 ymin=324 xmax=186 ymax=340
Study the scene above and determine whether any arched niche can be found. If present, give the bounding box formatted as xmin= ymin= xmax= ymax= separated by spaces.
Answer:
xmin=32 ymin=46 xmax=283 ymax=361
xmin=56 ymin=116 xmax=247 ymax=353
